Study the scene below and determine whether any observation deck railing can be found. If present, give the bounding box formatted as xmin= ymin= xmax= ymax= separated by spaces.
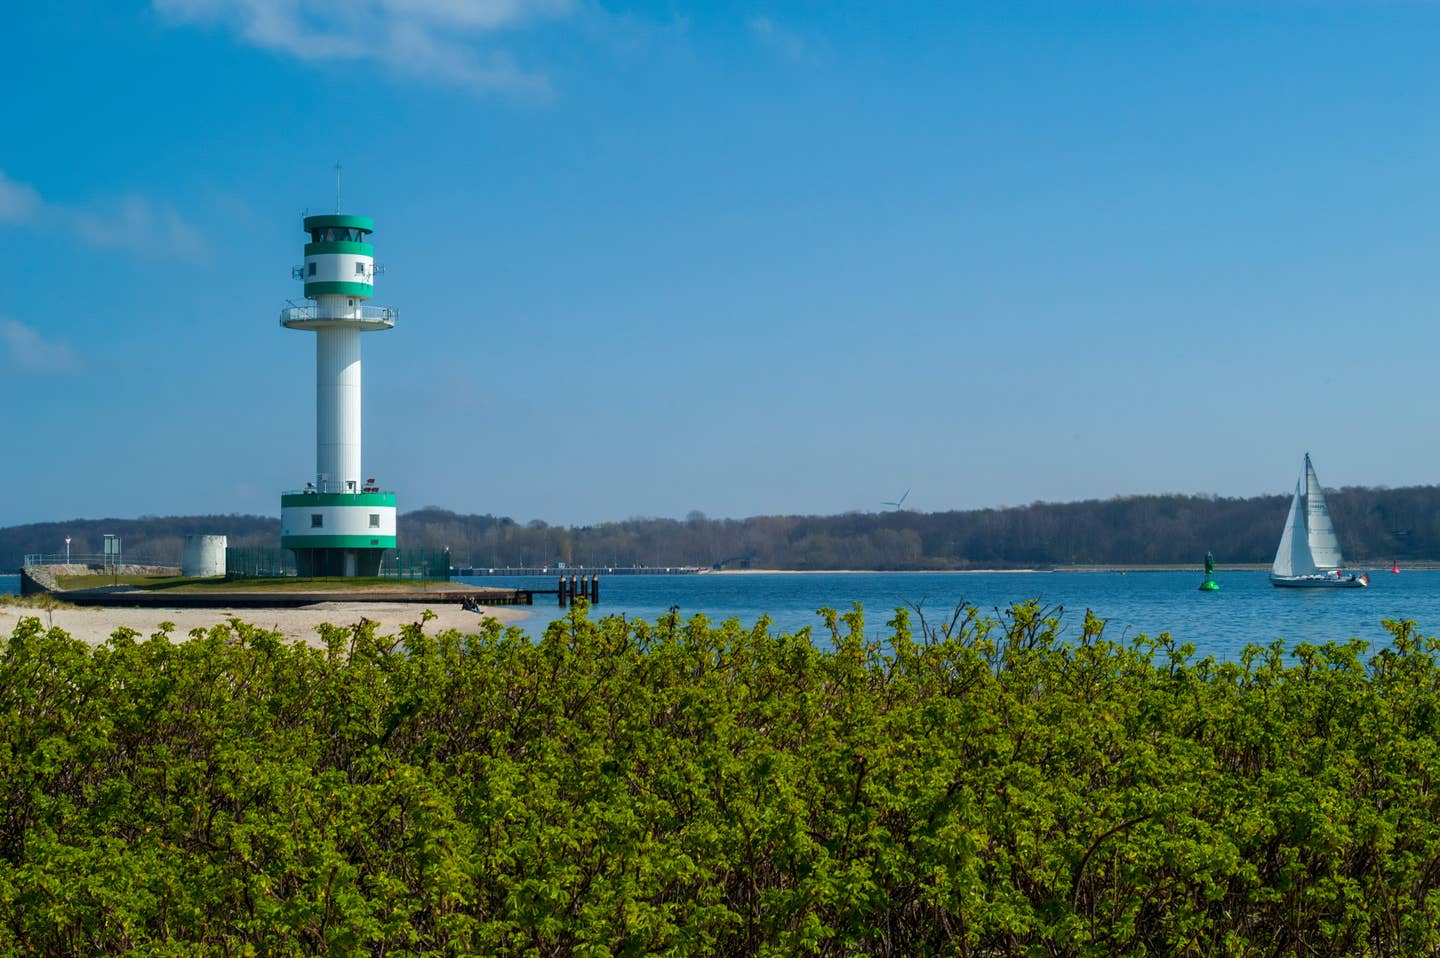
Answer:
xmin=279 ymin=305 xmax=397 ymax=327
xmin=283 ymin=482 xmax=397 ymax=496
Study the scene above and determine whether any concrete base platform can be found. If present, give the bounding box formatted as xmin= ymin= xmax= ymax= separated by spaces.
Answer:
xmin=53 ymin=585 xmax=533 ymax=609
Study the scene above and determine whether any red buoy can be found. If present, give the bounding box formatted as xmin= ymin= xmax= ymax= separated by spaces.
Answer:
xmin=1392 ymin=560 xmax=1400 ymax=574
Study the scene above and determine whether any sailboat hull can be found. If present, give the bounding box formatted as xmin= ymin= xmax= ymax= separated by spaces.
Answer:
xmin=1270 ymin=573 xmax=1369 ymax=589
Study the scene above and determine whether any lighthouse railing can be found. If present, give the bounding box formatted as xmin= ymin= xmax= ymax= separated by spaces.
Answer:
xmin=283 ymin=482 xmax=397 ymax=495
xmin=279 ymin=305 xmax=397 ymax=326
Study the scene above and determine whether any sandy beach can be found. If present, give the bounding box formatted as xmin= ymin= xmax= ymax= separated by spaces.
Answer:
xmin=0 ymin=600 xmax=533 ymax=647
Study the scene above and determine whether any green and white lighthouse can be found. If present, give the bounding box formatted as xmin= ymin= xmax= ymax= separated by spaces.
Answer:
xmin=279 ymin=212 xmax=398 ymax=577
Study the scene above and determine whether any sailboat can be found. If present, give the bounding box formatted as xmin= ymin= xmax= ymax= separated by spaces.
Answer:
xmin=1270 ymin=453 xmax=1369 ymax=588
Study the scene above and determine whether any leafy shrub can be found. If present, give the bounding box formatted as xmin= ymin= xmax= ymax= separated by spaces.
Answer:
xmin=2 ymin=602 xmax=1439 ymax=955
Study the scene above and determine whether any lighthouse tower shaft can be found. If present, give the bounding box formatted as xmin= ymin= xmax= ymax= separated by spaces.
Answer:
xmin=279 ymin=213 xmax=398 ymax=577
xmin=316 ymin=326 xmax=361 ymax=490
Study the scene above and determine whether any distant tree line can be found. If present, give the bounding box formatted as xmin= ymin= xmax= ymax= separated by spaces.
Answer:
xmin=0 ymin=515 xmax=279 ymax=572
xmin=5 ymin=484 xmax=1440 ymax=572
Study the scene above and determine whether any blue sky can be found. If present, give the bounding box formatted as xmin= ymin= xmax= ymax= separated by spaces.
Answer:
xmin=4 ymin=0 xmax=1440 ymax=527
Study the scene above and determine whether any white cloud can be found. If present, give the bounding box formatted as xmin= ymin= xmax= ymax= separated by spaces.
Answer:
xmin=0 ymin=170 xmax=42 ymax=223
xmin=68 ymin=194 xmax=206 ymax=259
xmin=748 ymin=14 xmax=823 ymax=64
xmin=0 ymin=170 xmax=204 ymax=259
xmin=154 ymin=0 xmax=570 ymax=96
xmin=379 ymin=0 xmax=571 ymax=30
xmin=381 ymin=18 xmax=549 ymax=96
xmin=0 ymin=318 xmax=79 ymax=372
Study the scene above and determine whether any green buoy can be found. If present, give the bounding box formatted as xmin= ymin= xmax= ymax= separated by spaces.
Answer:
xmin=1199 ymin=551 xmax=1220 ymax=591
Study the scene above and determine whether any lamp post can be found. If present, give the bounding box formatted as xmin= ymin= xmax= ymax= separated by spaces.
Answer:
xmin=64 ymin=537 xmax=70 ymax=566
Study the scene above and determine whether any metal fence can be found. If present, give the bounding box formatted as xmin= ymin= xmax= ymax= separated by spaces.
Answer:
xmin=23 ymin=553 xmax=165 ymax=569
xmin=224 ymin=548 xmax=449 ymax=581
xmin=225 ymin=548 xmax=297 ymax=579
xmin=382 ymin=550 xmax=450 ymax=581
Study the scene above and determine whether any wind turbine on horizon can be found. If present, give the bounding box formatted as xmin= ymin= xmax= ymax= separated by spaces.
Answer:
xmin=882 ymin=489 xmax=910 ymax=510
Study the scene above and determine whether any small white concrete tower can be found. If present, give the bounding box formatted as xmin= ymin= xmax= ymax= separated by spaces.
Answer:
xmin=278 ymin=213 xmax=398 ymax=577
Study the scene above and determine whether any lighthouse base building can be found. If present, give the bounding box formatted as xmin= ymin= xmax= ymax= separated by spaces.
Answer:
xmin=280 ymin=491 xmax=396 ymax=577
xmin=279 ymin=212 xmax=398 ymax=577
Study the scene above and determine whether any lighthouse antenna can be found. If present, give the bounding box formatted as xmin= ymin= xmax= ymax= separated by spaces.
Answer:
xmin=334 ymin=161 xmax=342 ymax=213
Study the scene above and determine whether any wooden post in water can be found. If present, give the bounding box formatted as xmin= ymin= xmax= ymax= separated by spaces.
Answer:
xmin=590 ymin=574 xmax=599 ymax=604
xmin=570 ymin=575 xmax=580 ymax=605
xmin=558 ymin=575 xmax=567 ymax=607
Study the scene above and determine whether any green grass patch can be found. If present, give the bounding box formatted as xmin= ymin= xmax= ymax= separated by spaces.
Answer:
xmin=55 ymin=574 xmax=210 ymax=591
xmin=0 ymin=593 xmax=76 ymax=609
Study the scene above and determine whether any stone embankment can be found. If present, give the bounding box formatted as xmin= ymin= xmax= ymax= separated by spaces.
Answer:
xmin=20 ymin=563 xmax=179 ymax=596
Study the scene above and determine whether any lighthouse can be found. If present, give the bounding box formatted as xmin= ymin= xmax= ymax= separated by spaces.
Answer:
xmin=278 ymin=212 xmax=398 ymax=577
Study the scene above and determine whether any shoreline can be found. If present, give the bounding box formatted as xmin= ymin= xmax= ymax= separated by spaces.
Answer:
xmin=710 ymin=568 xmax=1052 ymax=575
xmin=708 ymin=563 xmax=1423 ymax=574
xmin=708 ymin=566 xmax=1274 ymax=574
xmin=6 ymin=562 xmax=1421 ymax=583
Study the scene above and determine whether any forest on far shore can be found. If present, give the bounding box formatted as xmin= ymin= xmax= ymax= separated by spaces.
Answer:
xmin=5 ymin=483 xmax=1440 ymax=573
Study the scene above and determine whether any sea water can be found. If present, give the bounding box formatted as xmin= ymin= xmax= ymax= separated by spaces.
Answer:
xmin=6 ymin=570 xmax=1439 ymax=662
xmin=456 ymin=569 xmax=1440 ymax=662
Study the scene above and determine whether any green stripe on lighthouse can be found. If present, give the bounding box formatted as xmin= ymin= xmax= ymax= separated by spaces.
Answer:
xmin=304 ymin=281 xmax=373 ymax=297
xmin=305 ymin=241 xmax=374 ymax=256
xmin=281 ymin=493 xmax=396 ymax=507
xmin=303 ymin=214 xmax=374 ymax=232
xmin=281 ymin=534 xmax=398 ymax=549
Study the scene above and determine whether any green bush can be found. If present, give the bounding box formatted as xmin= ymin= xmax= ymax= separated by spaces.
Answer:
xmin=2 ymin=601 xmax=1440 ymax=955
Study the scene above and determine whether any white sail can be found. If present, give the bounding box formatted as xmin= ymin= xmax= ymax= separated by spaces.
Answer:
xmin=1270 ymin=454 xmax=1365 ymax=588
xmin=1302 ymin=454 xmax=1344 ymax=570
xmin=1271 ymin=475 xmax=1314 ymax=577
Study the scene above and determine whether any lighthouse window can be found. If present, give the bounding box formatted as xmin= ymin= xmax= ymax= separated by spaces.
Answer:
xmin=355 ymin=262 xmax=365 ymax=276
xmin=369 ymin=513 xmax=380 ymax=528
xmin=307 ymin=262 xmax=316 ymax=276
xmin=310 ymin=514 xmax=324 ymax=528
xmin=308 ymin=227 xmax=369 ymax=242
